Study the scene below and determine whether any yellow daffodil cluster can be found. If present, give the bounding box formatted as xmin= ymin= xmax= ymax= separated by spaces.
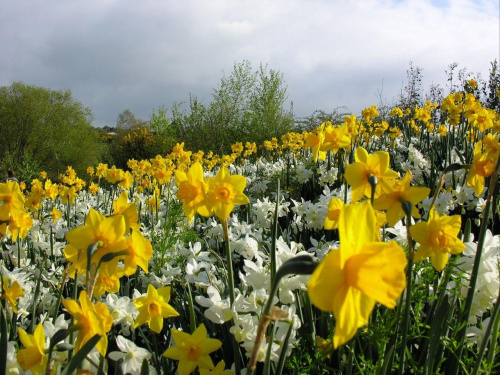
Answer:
xmin=63 ymin=191 xmax=152 ymax=297
xmin=0 ymin=180 xmax=32 ymax=241
xmin=175 ymin=162 xmax=250 ymax=221
xmin=466 ymin=133 xmax=499 ymax=195
xmin=1 ymin=275 xmax=24 ymax=313
xmin=304 ymin=121 xmax=352 ymax=162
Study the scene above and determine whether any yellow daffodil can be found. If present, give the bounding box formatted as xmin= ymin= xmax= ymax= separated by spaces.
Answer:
xmin=105 ymin=166 xmax=123 ymax=184
xmin=175 ymin=161 xmax=210 ymax=220
xmin=64 ymin=208 xmax=127 ymax=277
xmin=304 ymin=124 xmax=326 ymax=162
xmin=88 ymin=182 xmax=99 ymax=195
xmin=122 ymin=230 xmax=153 ymax=276
xmin=324 ymin=197 xmax=343 ymax=230
xmin=59 ymin=186 xmax=78 ymax=204
xmin=321 ymin=123 xmax=351 ymax=154
xmin=8 ymin=210 xmax=33 ymax=241
xmin=205 ymin=167 xmax=250 ymax=221
xmin=1 ymin=275 xmax=24 ymax=313
xmin=374 ymin=171 xmax=430 ymax=227
xmin=62 ymin=290 xmax=113 ymax=356
xmin=50 ymin=207 xmax=62 ymax=223
xmin=92 ymin=272 xmax=122 ymax=298
xmin=410 ymin=209 xmax=466 ymax=271
xmin=112 ymin=191 xmax=139 ymax=231
xmin=0 ymin=180 xmax=25 ymax=221
xmin=44 ymin=180 xmax=59 ymax=201
xmin=163 ymin=323 xmax=222 ymax=375
xmin=17 ymin=324 xmax=47 ymax=375
xmin=133 ymin=284 xmax=179 ymax=333
xmin=466 ymin=135 xmax=499 ymax=196
xmin=118 ymin=170 xmax=134 ymax=189
xmin=344 ymin=147 xmax=399 ymax=202
xmin=307 ymin=201 xmax=407 ymax=348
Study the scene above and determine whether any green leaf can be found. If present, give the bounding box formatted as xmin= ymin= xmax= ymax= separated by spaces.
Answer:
xmin=425 ymin=295 xmax=450 ymax=375
xmin=140 ymin=359 xmax=150 ymax=375
xmin=0 ymin=309 xmax=8 ymax=375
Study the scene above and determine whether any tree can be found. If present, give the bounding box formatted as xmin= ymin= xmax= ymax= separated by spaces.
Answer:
xmin=150 ymin=105 xmax=176 ymax=147
xmin=116 ymin=109 xmax=149 ymax=130
xmin=483 ymin=59 xmax=500 ymax=112
xmin=170 ymin=61 xmax=294 ymax=154
xmin=397 ymin=62 xmax=424 ymax=109
xmin=245 ymin=64 xmax=294 ymax=144
xmin=0 ymin=82 xmax=105 ymax=180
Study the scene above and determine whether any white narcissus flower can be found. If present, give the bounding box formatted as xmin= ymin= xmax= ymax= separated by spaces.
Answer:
xmin=195 ymin=285 xmax=233 ymax=324
xmin=109 ymin=335 xmax=152 ymax=374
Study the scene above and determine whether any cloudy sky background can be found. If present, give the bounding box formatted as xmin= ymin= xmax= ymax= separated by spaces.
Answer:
xmin=1 ymin=0 xmax=498 ymax=127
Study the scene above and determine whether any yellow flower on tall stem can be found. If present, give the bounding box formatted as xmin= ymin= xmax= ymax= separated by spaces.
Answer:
xmin=62 ymin=290 xmax=113 ymax=356
xmin=374 ymin=171 xmax=430 ymax=227
xmin=1 ymin=275 xmax=24 ymax=313
xmin=64 ymin=208 xmax=127 ymax=278
xmin=122 ymin=230 xmax=153 ymax=276
xmin=17 ymin=323 xmax=47 ymax=375
xmin=8 ymin=210 xmax=33 ymax=241
xmin=205 ymin=167 xmax=250 ymax=221
xmin=175 ymin=161 xmax=210 ymax=220
xmin=466 ymin=136 xmax=499 ymax=196
xmin=321 ymin=123 xmax=351 ymax=154
xmin=133 ymin=284 xmax=179 ymax=333
xmin=304 ymin=123 xmax=326 ymax=162
xmin=410 ymin=209 xmax=466 ymax=271
xmin=307 ymin=201 xmax=407 ymax=348
xmin=344 ymin=147 xmax=399 ymax=202
xmin=163 ymin=323 xmax=222 ymax=375
xmin=112 ymin=191 xmax=139 ymax=231
xmin=0 ymin=180 xmax=25 ymax=220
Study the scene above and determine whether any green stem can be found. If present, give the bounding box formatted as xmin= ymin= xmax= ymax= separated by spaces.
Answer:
xmin=270 ymin=179 xmax=280 ymax=281
xmin=450 ymin=157 xmax=500 ymax=375
xmin=186 ymin=283 xmax=196 ymax=333
xmin=471 ymin=287 xmax=500 ymax=375
xmin=221 ymin=218 xmax=240 ymax=375
xmin=29 ymin=269 xmax=42 ymax=333
xmin=398 ymin=207 xmax=414 ymax=375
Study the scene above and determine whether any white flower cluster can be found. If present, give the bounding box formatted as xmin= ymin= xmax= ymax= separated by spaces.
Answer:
xmin=455 ymin=231 xmax=500 ymax=325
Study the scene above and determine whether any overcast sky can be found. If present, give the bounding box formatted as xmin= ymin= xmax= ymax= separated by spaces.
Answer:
xmin=1 ymin=0 xmax=498 ymax=127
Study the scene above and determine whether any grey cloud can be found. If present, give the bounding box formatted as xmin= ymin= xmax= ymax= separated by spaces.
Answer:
xmin=1 ymin=0 xmax=498 ymax=126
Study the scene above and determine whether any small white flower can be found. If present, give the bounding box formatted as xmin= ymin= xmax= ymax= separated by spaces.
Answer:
xmin=109 ymin=335 xmax=152 ymax=375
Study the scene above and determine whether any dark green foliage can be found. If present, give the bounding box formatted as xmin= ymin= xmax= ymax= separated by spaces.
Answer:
xmin=170 ymin=60 xmax=294 ymax=154
xmin=0 ymin=82 xmax=105 ymax=180
xmin=483 ymin=59 xmax=500 ymax=112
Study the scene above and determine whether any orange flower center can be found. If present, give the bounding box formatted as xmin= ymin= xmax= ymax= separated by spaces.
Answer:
xmin=148 ymin=301 xmax=161 ymax=318
xmin=186 ymin=345 xmax=201 ymax=361
xmin=216 ymin=186 xmax=232 ymax=202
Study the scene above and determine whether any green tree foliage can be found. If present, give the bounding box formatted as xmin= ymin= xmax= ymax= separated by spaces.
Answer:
xmin=150 ymin=105 xmax=176 ymax=147
xmin=170 ymin=61 xmax=294 ymax=154
xmin=483 ymin=59 xmax=500 ymax=112
xmin=116 ymin=109 xmax=149 ymax=130
xmin=109 ymin=110 xmax=172 ymax=168
xmin=0 ymin=82 xmax=105 ymax=180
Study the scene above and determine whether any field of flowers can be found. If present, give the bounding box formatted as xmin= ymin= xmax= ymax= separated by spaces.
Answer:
xmin=0 ymin=85 xmax=499 ymax=374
